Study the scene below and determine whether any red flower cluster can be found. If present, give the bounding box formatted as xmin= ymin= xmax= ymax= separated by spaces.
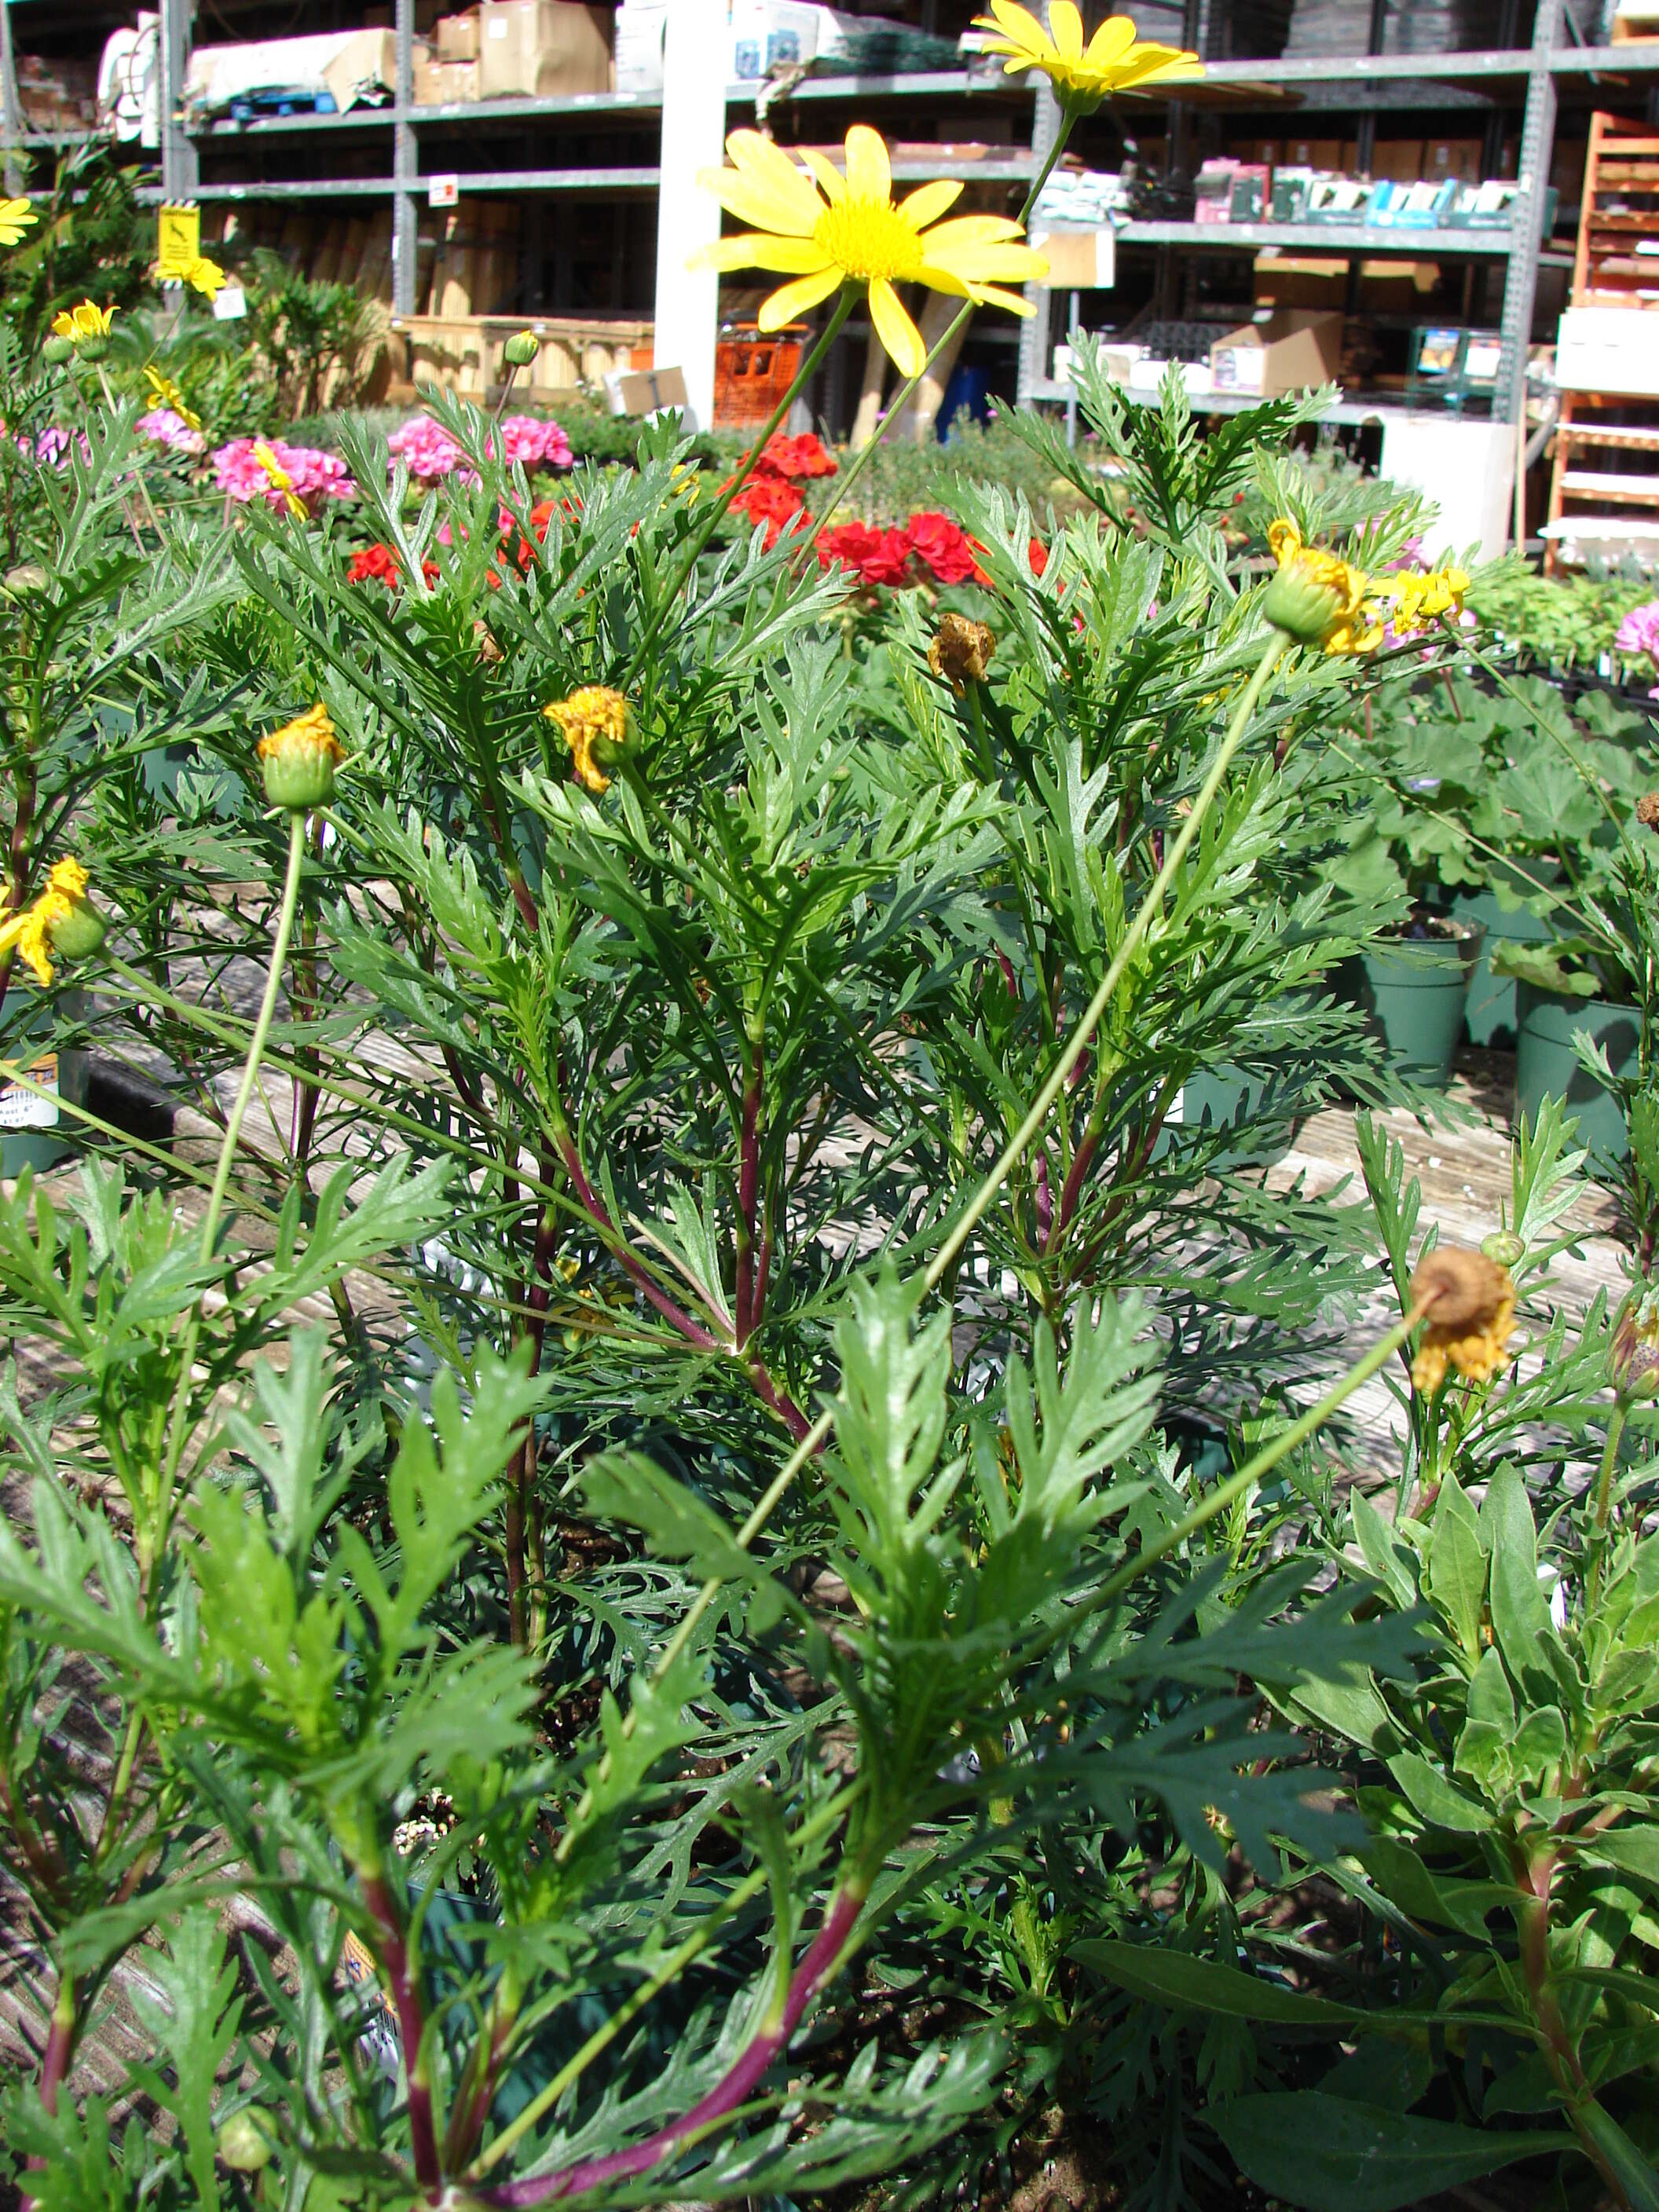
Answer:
xmin=728 ymin=474 xmax=809 ymax=550
xmin=817 ymin=511 xmax=1049 ymax=593
xmin=749 ymin=430 xmax=837 ymax=481
xmin=816 ymin=519 xmax=913 ymax=587
xmin=345 ymin=540 xmax=439 ymax=589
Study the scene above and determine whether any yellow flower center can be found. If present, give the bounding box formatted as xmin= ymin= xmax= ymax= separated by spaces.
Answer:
xmin=812 ymin=198 xmax=921 ymax=283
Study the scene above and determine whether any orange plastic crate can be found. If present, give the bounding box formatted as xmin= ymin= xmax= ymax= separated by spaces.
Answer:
xmin=713 ymin=324 xmax=807 ymax=427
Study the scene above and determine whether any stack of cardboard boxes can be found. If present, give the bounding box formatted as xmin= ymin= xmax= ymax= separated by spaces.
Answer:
xmin=412 ymin=2 xmax=615 ymax=104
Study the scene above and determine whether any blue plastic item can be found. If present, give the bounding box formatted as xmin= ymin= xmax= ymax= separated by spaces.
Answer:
xmin=938 ymin=364 xmax=991 ymax=441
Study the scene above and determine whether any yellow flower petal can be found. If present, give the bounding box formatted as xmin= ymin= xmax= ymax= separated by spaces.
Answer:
xmin=869 ymin=277 xmax=925 ymax=377
xmin=981 ymin=1 xmax=1046 ymax=54
xmin=1049 ymin=2 xmax=1085 ymax=60
xmin=1084 ymin=15 xmax=1139 ymax=66
xmin=757 ymin=266 xmax=844 ymax=329
xmin=899 ymin=178 xmax=964 ymax=232
xmin=800 ymin=148 xmax=847 ymax=205
xmin=725 ymin=130 xmax=822 ymax=232
xmin=917 ymin=214 xmax=1027 ymax=251
xmin=701 ymin=166 xmax=822 ymax=238
xmin=844 ymin=124 xmax=892 ymax=204
xmin=690 ymin=233 xmax=831 ymax=275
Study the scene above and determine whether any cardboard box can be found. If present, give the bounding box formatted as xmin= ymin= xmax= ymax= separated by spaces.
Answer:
xmin=321 ymin=28 xmax=401 ymax=112
xmin=478 ymin=1 xmax=613 ymax=97
xmin=436 ymin=9 xmax=482 ymax=58
xmin=1356 ymin=258 xmax=1441 ymax=311
xmin=1424 ymin=137 xmax=1482 ymax=182
xmin=1210 ymin=308 xmax=1342 ymax=396
xmin=1369 ymin=139 xmax=1423 ymax=181
xmin=414 ymin=56 xmax=481 ymax=102
xmin=604 ymin=364 xmax=689 ymax=416
xmin=615 ymin=1 xmax=668 ymax=91
xmin=1253 ymin=252 xmax=1347 ymax=310
xmin=729 ymin=2 xmax=832 ymax=79
xmin=1284 ymin=137 xmax=1342 ymax=171
xmin=1030 ymin=228 xmax=1116 ymax=288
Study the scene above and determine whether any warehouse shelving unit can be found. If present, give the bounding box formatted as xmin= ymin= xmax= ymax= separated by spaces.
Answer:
xmin=10 ymin=0 xmax=1659 ymax=431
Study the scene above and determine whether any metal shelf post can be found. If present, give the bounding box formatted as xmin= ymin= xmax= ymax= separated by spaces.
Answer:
xmin=159 ymin=0 xmax=197 ymax=201
xmin=394 ymin=0 xmax=418 ymax=316
xmin=1496 ymin=0 xmax=1563 ymax=427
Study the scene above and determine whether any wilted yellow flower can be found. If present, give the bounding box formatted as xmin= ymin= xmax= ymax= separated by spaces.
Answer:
xmin=691 ymin=126 xmax=1046 ymax=380
xmin=928 ymin=611 xmax=996 ymax=693
xmin=972 ymin=2 xmax=1202 ymax=106
xmin=1263 ymin=518 xmax=1382 ymax=656
xmin=50 ymin=300 xmax=116 ymax=349
xmin=142 ymin=365 xmax=201 ymax=431
xmin=258 ymin=704 xmax=342 ymax=811
xmin=1408 ymin=1246 xmax=1516 ymax=1394
xmin=0 ymin=858 xmax=104 ymax=986
xmin=544 ymin=685 xmax=632 ymax=795
xmin=0 ymin=197 xmax=37 ymax=247
xmin=251 ymin=439 xmax=308 ymax=521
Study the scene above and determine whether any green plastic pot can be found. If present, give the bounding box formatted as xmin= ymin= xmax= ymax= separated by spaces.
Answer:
xmin=0 ymin=987 xmax=87 ymax=1177
xmin=1454 ymin=859 xmax=1561 ymax=1049
xmin=1179 ymin=1063 xmax=1295 ymax=1166
xmin=1345 ymin=924 xmax=1483 ymax=1087
xmin=1515 ymin=985 xmax=1640 ymax=1164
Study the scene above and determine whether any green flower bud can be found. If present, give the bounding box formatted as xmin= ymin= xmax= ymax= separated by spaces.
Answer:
xmin=41 ymin=333 xmax=73 ymax=365
xmin=1481 ymin=1229 xmax=1525 ymax=1270
xmin=503 ymin=328 xmax=540 ymax=368
xmin=75 ymin=335 xmax=111 ymax=364
xmin=214 ymin=2110 xmax=273 ymax=2171
xmin=258 ymin=704 xmax=342 ymax=813
xmin=1610 ymin=1282 xmax=1659 ymax=1399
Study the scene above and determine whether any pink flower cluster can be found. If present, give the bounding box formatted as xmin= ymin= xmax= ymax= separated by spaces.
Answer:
xmin=1616 ymin=600 xmax=1659 ymax=698
xmin=137 ymin=408 xmax=206 ymax=456
xmin=386 ymin=412 xmax=572 ymax=485
xmin=211 ymin=437 xmax=357 ymax=513
xmin=23 ymin=426 xmax=92 ymax=469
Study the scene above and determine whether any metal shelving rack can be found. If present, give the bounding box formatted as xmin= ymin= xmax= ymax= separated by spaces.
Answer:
xmin=11 ymin=0 xmax=1659 ymax=423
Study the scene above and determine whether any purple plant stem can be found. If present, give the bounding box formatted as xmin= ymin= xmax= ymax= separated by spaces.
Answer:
xmin=734 ymin=1047 xmax=763 ymax=1349
xmin=358 ymin=1871 xmax=441 ymax=2192
xmin=20 ymin=1973 xmax=79 ymax=2208
xmin=553 ymin=1132 xmax=721 ymax=1352
xmin=478 ymin=1885 xmax=864 ymax=2207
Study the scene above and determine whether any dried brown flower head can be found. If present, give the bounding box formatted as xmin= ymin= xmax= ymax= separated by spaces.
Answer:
xmin=928 ymin=612 xmax=995 ymax=694
xmin=1408 ymin=1245 xmax=1516 ymax=1393
xmin=1638 ymin=791 xmax=1659 ymax=830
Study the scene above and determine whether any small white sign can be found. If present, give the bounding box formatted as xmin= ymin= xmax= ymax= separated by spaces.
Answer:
xmin=0 ymin=1053 xmax=59 ymax=1130
xmin=211 ymin=283 xmax=247 ymax=320
xmin=428 ymin=174 xmax=460 ymax=207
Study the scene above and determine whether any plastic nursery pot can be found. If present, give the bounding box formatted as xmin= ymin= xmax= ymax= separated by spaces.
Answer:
xmin=1515 ymin=984 xmax=1640 ymax=1166
xmin=1455 ymin=856 xmax=1562 ymax=1051
xmin=1342 ymin=917 xmax=1485 ymax=1088
xmin=1176 ymin=1062 xmax=1296 ymax=1168
xmin=0 ymin=986 xmax=88 ymax=1177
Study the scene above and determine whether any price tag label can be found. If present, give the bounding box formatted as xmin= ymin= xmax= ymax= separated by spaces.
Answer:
xmin=427 ymin=174 xmax=460 ymax=208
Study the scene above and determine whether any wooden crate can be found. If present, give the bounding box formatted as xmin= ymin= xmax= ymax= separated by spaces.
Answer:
xmin=388 ymin=314 xmax=653 ymax=400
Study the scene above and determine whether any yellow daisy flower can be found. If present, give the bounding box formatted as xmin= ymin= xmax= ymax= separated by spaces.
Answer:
xmin=251 ymin=439 xmax=309 ymax=521
xmin=50 ymin=300 xmax=117 ymax=346
xmin=142 ymin=365 xmax=202 ymax=431
xmin=544 ymin=685 xmax=633 ymax=795
xmin=0 ymin=859 xmax=103 ymax=986
xmin=187 ymin=255 xmax=226 ymax=300
xmin=0 ymin=197 xmax=37 ymax=247
xmin=690 ymin=126 xmax=1048 ymax=379
xmin=972 ymin=3 xmax=1202 ymax=107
